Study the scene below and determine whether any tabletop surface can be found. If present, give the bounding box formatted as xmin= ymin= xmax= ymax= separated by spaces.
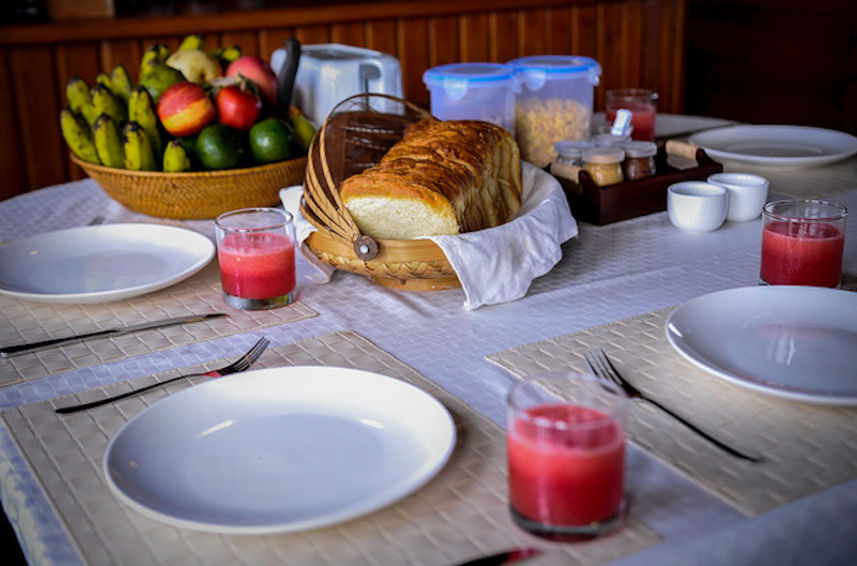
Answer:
xmin=1 ymin=115 xmax=856 ymax=566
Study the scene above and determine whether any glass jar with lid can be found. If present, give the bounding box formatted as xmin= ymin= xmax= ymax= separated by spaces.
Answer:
xmin=619 ymin=141 xmax=657 ymax=180
xmin=582 ymin=147 xmax=625 ymax=186
xmin=554 ymin=139 xmax=594 ymax=167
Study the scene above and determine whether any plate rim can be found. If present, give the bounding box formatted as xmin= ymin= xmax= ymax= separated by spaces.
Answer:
xmin=102 ymin=365 xmax=457 ymax=534
xmin=689 ymin=125 xmax=857 ymax=168
xmin=0 ymin=223 xmax=214 ymax=304
xmin=665 ymin=286 xmax=857 ymax=405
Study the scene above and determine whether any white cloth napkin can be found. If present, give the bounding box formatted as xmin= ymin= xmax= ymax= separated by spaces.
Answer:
xmin=280 ymin=161 xmax=578 ymax=309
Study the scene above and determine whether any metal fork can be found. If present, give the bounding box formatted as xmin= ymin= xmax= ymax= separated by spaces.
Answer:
xmin=584 ymin=348 xmax=761 ymax=463
xmin=56 ymin=337 xmax=271 ymax=414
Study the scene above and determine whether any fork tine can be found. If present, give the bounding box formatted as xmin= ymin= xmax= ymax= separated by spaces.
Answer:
xmin=593 ymin=348 xmax=623 ymax=387
xmin=223 ymin=337 xmax=270 ymax=374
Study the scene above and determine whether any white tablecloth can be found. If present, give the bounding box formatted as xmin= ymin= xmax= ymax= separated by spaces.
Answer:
xmin=1 ymin=115 xmax=857 ymax=565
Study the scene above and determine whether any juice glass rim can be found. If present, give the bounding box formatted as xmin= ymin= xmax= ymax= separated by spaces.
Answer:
xmin=763 ymin=199 xmax=847 ymax=223
xmin=605 ymin=88 xmax=659 ymax=102
xmin=215 ymin=207 xmax=294 ymax=234
xmin=507 ymin=372 xmax=627 ymax=432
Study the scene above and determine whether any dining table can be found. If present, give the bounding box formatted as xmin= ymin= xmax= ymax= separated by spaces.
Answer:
xmin=1 ymin=114 xmax=856 ymax=566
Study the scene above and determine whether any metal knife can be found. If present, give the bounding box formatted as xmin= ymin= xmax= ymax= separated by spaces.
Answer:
xmin=454 ymin=548 xmax=541 ymax=566
xmin=0 ymin=313 xmax=227 ymax=358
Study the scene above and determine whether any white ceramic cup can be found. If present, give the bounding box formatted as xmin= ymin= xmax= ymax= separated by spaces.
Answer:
xmin=667 ymin=181 xmax=729 ymax=232
xmin=707 ymin=172 xmax=769 ymax=222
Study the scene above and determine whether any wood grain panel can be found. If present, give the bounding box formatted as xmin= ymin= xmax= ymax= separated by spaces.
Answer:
xmin=397 ymin=18 xmax=429 ymax=104
xmin=518 ymin=8 xmax=547 ymax=57
xmin=331 ymin=22 xmax=366 ymax=47
xmin=489 ymin=10 xmax=518 ymax=63
xmin=98 ymin=39 xmax=141 ymax=79
xmin=11 ymin=47 xmax=66 ymax=191
xmin=259 ymin=28 xmax=296 ymax=60
xmin=459 ymin=13 xmax=489 ymax=62
xmin=294 ymin=25 xmax=331 ymax=47
xmin=545 ymin=6 xmax=572 ymax=54
xmin=55 ymin=42 xmax=100 ymax=181
xmin=428 ymin=16 xmax=459 ymax=68
xmin=365 ymin=20 xmax=397 ymax=56
xmin=220 ymin=31 xmax=259 ymax=57
xmin=0 ymin=49 xmax=26 ymax=200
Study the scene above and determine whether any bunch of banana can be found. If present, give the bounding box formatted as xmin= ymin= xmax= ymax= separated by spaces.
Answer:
xmin=139 ymin=44 xmax=170 ymax=78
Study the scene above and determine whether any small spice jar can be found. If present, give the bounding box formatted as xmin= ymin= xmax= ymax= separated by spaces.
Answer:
xmin=582 ymin=147 xmax=625 ymax=186
xmin=619 ymin=141 xmax=657 ymax=180
xmin=554 ymin=139 xmax=594 ymax=167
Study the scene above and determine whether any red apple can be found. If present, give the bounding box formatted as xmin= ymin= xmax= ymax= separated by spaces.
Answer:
xmin=226 ymin=56 xmax=278 ymax=106
xmin=157 ymin=81 xmax=216 ymax=137
xmin=216 ymin=85 xmax=262 ymax=130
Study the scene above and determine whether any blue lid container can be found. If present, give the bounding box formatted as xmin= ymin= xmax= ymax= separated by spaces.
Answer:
xmin=422 ymin=63 xmax=517 ymax=134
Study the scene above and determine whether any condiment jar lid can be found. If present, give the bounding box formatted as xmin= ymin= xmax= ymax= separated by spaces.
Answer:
xmin=554 ymin=139 xmax=594 ymax=158
xmin=619 ymin=141 xmax=657 ymax=158
xmin=583 ymin=147 xmax=625 ymax=164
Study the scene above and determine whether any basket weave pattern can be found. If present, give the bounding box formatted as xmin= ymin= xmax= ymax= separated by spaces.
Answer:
xmin=301 ymin=94 xmax=461 ymax=291
xmin=74 ymin=154 xmax=307 ymax=220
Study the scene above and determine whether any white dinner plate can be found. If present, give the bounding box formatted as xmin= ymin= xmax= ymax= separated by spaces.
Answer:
xmin=0 ymin=224 xmax=214 ymax=303
xmin=666 ymin=286 xmax=857 ymax=405
xmin=689 ymin=125 xmax=857 ymax=168
xmin=104 ymin=366 xmax=456 ymax=534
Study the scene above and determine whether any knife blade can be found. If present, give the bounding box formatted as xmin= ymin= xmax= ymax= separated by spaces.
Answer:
xmin=0 ymin=313 xmax=227 ymax=358
xmin=454 ymin=548 xmax=541 ymax=566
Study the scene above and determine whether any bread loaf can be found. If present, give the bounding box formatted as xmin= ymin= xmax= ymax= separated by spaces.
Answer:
xmin=340 ymin=119 xmax=522 ymax=239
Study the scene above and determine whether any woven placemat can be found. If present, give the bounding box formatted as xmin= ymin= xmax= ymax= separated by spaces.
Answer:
xmin=0 ymin=262 xmax=316 ymax=387
xmin=3 ymin=330 xmax=659 ymax=566
xmin=487 ymin=307 xmax=857 ymax=517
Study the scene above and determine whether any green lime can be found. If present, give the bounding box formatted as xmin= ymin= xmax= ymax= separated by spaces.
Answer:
xmin=249 ymin=118 xmax=295 ymax=164
xmin=195 ymin=124 xmax=246 ymax=170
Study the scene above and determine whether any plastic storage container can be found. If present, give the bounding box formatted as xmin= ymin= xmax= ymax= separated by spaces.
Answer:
xmin=422 ymin=63 xmax=517 ymax=134
xmin=507 ymin=55 xmax=602 ymax=167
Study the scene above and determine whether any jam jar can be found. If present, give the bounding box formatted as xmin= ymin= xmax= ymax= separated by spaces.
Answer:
xmin=582 ymin=147 xmax=625 ymax=186
xmin=619 ymin=141 xmax=657 ymax=180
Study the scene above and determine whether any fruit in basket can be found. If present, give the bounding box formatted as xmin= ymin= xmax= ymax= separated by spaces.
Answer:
xmin=110 ymin=64 xmax=133 ymax=105
xmin=249 ymin=118 xmax=295 ymax=164
xmin=157 ymin=81 xmax=216 ymax=137
xmin=91 ymin=83 xmax=127 ymax=125
xmin=163 ymin=139 xmax=193 ymax=172
xmin=210 ymin=45 xmax=243 ymax=68
xmin=93 ymin=114 xmax=124 ymax=168
xmin=225 ymin=56 xmax=278 ymax=106
xmin=122 ymin=122 xmax=157 ymax=171
xmin=139 ymin=64 xmax=184 ymax=104
xmin=128 ymin=86 xmax=162 ymax=157
xmin=60 ymin=108 xmax=99 ymax=164
xmin=196 ymin=123 xmax=247 ymax=170
xmin=66 ymin=77 xmax=98 ymax=127
xmin=166 ymin=49 xmax=222 ymax=85
xmin=178 ymin=33 xmax=205 ymax=51
xmin=216 ymin=83 xmax=262 ymax=130
xmin=140 ymin=44 xmax=170 ymax=78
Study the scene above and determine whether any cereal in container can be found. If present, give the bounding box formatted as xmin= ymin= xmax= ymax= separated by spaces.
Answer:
xmin=507 ymin=55 xmax=602 ymax=167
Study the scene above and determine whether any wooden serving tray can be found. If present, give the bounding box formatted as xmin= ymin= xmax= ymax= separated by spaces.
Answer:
xmin=559 ymin=144 xmax=723 ymax=225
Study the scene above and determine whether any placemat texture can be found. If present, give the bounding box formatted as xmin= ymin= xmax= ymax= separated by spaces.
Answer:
xmin=3 ymin=330 xmax=659 ymax=566
xmin=487 ymin=307 xmax=857 ymax=517
xmin=0 ymin=262 xmax=316 ymax=387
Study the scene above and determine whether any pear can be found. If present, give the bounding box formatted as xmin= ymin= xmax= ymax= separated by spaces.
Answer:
xmin=138 ymin=64 xmax=185 ymax=104
xmin=166 ymin=49 xmax=222 ymax=84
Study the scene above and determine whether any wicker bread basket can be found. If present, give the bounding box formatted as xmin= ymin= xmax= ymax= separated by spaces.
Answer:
xmin=301 ymin=93 xmax=461 ymax=291
xmin=73 ymin=154 xmax=307 ymax=220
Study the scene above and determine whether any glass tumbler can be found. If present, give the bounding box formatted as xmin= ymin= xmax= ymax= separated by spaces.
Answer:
xmin=215 ymin=207 xmax=297 ymax=310
xmin=506 ymin=372 xmax=628 ymax=541
xmin=605 ymin=88 xmax=658 ymax=141
xmin=760 ymin=199 xmax=847 ymax=288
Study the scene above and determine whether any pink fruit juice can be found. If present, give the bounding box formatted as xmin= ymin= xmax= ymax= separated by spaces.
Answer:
xmin=507 ymin=404 xmax=625 ymax=526
xmin=761 ymin=220 xmax=845 ymax=287
xmin=606 ymin=101 xmax=656 ymax=141
xmin=218 ymin=232 xmax=295 ymax=299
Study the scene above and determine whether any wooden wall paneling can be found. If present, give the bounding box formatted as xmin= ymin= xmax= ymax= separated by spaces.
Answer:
xmin=258 ymin=28 xmax=296 ymax=61
xmin=458 ymin=13 xmax=489 ymax=62
xmin=621 ymin=1 xmax=645 ymax=89
xmin=518 ymin=8 xmax=547 ymax=57
xmin=0 ymin=49 xmax=26 ymax=200
xmin=330 ymin=22 xmax=366 ymax=47
xmin=545 ymin=6 xmax=573 ymax=55
xmin=220 ymin=31 xmax=259 ymax=58
xmin=427 ymin=16 xmax=460 ymax=68
xmin=397 ymin=18 xmax=429 ymax=105
xmin=365 ymin=20 xmax=398 ymax=56
xmin=11 ymin=47 xmax=66 ymax=191
xmin=489 ymin=10 xmax=519 ymax=63
xmin=570 ymin=4 xmax=597 ymax=59
xmin=294 ymin=25 xmax=332 ymax=48
xmin=595 ymin=2 xmax=623 ymax=93
xmin=663 ymin=0 xmax=685 ymax=113
xmin=98 ymin=38 xmax=141 ymax=80
xmin=55 ymin=42 xmax=100 ymax=181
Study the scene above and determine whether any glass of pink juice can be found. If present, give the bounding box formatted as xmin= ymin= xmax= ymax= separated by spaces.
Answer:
xmin=605 ymin=88 xmax=658 ymax=141
xmin=215 ymin=208 xmax=297 ymax=310
xmin=506 ymin=372 xmax=627 ymax=541
xmin=760 ymin=200 xmax=847 ymax=288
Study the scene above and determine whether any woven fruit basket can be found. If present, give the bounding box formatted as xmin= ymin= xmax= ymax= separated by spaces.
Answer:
xmin=74 ymin=154 xmax=307 ymax=220
xmin=301 ymin=93 xmax=460 ymax=291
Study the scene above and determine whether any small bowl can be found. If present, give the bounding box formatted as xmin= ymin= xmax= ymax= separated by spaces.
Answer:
xmin=707 ymin=172 xmax=769 ymax=222
xmin=667 ymin=181 xmax=729 ymax=232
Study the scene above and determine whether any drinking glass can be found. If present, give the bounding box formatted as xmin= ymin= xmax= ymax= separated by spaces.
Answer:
xmin=760 ymin=199 xmax=847 ymax=288
xmin=506 ymin=372 xmax=628 ymax=541
xmin=215 ymin=207 xmax=296 ymax=310
xmin=605 ymin=88 xmax=658 ymax=141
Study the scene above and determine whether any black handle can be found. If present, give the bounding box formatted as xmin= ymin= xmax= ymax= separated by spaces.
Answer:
xmin=277 ymin=37 xmax=301 ymax=110
xmin=55 ymin=373 xmax=198 ymax=414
